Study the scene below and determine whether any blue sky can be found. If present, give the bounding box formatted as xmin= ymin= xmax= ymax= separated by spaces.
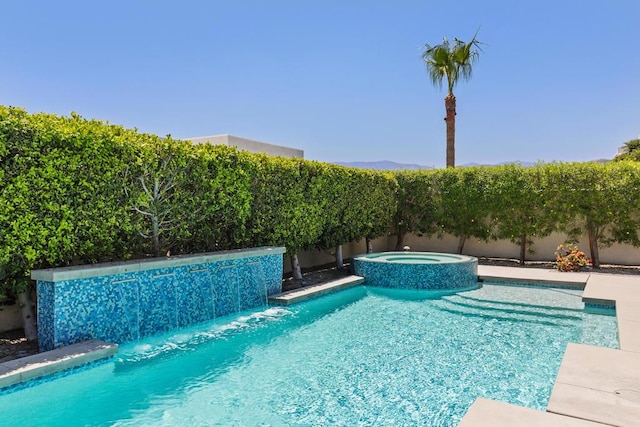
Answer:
xmin=2 ymin=1 xmax=639 ymax=167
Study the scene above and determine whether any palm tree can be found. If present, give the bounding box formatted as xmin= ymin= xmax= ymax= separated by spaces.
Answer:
xmin=422 ymin=33 xmax=481 ymax=168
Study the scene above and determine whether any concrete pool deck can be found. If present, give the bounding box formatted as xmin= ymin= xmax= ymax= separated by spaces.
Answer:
xmin=0 ymin=340 xmax=117 ymax=389
xmin=459 ymin=398 xmax=608 ymax=426
xmin=268 ymin=275 xmax=364 ymax=305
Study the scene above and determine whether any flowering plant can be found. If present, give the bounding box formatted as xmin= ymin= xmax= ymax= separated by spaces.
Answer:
xmin=554 ymin=243 xmax=591 ymax=272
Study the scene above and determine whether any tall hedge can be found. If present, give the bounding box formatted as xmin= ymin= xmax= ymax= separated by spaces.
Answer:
xmin=244 ymin=157 xmax=396 ymax=254
xmin=393 ymin=170 xmax=441 ymax=250
xmin=243 ymin=155 xmax=326 ymax=253
xmin=4 ymin=105 xmax=640 ymax=305
xmin=0 ymin=107 xmax=138 ymax=297
xmin=393 ymin=162 xmax=640 ymax=266
xmin=487 ymin=165 xmax=558 ymax=263
xmin=543 ymin=161 xmax=640 ymax=267
xmin=317 ymin=167 xmax=396 ymax=251
xmin=434 ymin=167 xmax=495 ymax=253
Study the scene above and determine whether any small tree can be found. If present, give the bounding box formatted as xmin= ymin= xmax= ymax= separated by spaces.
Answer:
xmin=489 ymin=165 xmax=558 ymax=264
xmin=435 ymin=167 xmax=493 ymax=254
xmin=393 ymin=170 xmax=440 ymax=250
xmin=126 ymin=138 xmax=203 ymax=257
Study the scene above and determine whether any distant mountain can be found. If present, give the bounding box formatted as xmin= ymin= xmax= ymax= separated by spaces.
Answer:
xmin=462 ymin=161 xmax=536 ymax=167
xmin=333 ymin=161 xmax=433 ymax=171
xmin=332 ymin=160 xmax=537 ymax=170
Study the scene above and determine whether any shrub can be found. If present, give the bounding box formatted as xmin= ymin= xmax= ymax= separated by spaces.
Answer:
xmin=554 ymin=243 xmax=590 ymax=272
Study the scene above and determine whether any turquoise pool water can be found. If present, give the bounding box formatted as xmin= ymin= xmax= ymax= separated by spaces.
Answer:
xmin=0 ymin=284 xmax=618 ymax=426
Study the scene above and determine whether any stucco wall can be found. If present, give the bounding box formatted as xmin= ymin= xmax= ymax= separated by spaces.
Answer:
xmin=0 ymin=304 xmax=22 ymax=332
xmin=401 ymin=233 xmax=640 ymax=265
xmin=286 ymin=233 xmax=640 ymax=272
xmin=187 ymin=134 xmax=304 ymax=158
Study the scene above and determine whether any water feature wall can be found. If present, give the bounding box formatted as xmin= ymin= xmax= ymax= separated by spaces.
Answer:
xmin=32 ymin=247 xmax=286 ymax=351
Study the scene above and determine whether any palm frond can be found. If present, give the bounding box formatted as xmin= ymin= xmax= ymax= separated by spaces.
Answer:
xmin=422 ymin=32 xmax=482 ymax=94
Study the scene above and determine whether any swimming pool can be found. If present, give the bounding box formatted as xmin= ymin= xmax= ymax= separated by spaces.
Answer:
xmin=0 ymin=284 xmax=617 ymax=426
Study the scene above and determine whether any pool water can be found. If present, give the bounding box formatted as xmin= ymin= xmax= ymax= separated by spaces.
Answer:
xmin=0 ymin=284 xmax=618 ymax=426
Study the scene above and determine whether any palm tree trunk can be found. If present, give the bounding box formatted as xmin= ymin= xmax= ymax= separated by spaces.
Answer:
xmin=445 ymin=93 xmax=457 ymax=168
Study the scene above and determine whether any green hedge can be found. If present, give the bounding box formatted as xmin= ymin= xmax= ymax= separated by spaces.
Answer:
xmin=3 ymin=105 xmax=640 ymax=302
xmin=0 ymin=107 xmax=397 ymax=300
xmin=393 ymin=162 xmax=640 ymax=265
xmin=0 ymin=107 xmax=139 ymax=297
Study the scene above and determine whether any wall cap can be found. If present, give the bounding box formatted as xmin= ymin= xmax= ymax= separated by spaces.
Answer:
xmin=31 ymin=246 xmax=286 ymax=282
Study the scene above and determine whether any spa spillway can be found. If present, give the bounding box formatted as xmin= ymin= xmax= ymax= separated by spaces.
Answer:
xmin=352 ymin=252 xmax=478 ymax=290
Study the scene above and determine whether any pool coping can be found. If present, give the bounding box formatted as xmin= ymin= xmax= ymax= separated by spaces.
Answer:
xmin=478 ymin=265 xmax=590 ymax=289
xmin=0 ymin=340 xmax=117 ymax=390
xmin=31 ymin=246 xmax=286 ymax=282
xmin=459 ymin=397 xmax=607 ymax=426
xmin=268 ymin=275 xmax=365 ymax=305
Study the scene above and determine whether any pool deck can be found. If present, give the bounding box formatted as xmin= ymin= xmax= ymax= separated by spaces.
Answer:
xmin=459 ymin=398 xmax=608 ymax=426
xmin=479 ymin=265 xmax=591 ymax=288
xmin=0 ymin=340 xmax=117 ymax=389
xmin=268 ymin=275 xmax=364 ymax=305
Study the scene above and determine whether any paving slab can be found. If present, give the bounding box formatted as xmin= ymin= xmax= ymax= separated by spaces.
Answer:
xmin=269 ymin=275 xmax=364 ymax=305
xmin=582 ymin=273 xmax=640 ymax=306
xmin=616 ymin=302 xmax=640 ymax=353
xmin=458 ymin=398 xmax=608 ymax=427
xmin=547 ymin=343 xmax=640 ymax=426
xmin=0 ymin=340 xmax=117 ymax=389
xmin=478 ymin=265 xmax=589 ymax=288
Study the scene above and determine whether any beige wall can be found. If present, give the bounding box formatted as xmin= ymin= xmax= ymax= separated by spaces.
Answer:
xmin=186 ymin=134 xmax=304 ymax=159
xmin=0 ymin=304 xmax=23 ymax=333
xmin=286 ymin=232 xmax=640 ymax=273
xmin=412 ymin=232 xmax=640 ymax=265
xmin=283 ymin=238 xmax=389 ymax=273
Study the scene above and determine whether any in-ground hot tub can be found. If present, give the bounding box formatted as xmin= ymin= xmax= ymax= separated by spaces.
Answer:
xmin=352 ymin=251 xmax=478 ymax=291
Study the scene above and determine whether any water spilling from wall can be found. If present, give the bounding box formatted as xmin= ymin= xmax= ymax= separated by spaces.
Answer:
xmin=32 ymin=247 xmax=286 ymax=351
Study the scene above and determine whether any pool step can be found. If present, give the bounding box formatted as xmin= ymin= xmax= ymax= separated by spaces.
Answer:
xmin=269 ymin=275 xmax=364 ymax=305
xmin=0 ymin=340 xmax=117 ymax=389
xmin=434 ymin=296 xmax=582 ymax=325
xmin=459 ymin=398 xmax=606 ymax=426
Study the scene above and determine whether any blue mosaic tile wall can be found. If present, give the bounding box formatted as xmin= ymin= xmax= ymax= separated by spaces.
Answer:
xmin=352 ymin=252 xmax=478 ymax=290
xmin=36 ymin=252 xmax=283 ymax=351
